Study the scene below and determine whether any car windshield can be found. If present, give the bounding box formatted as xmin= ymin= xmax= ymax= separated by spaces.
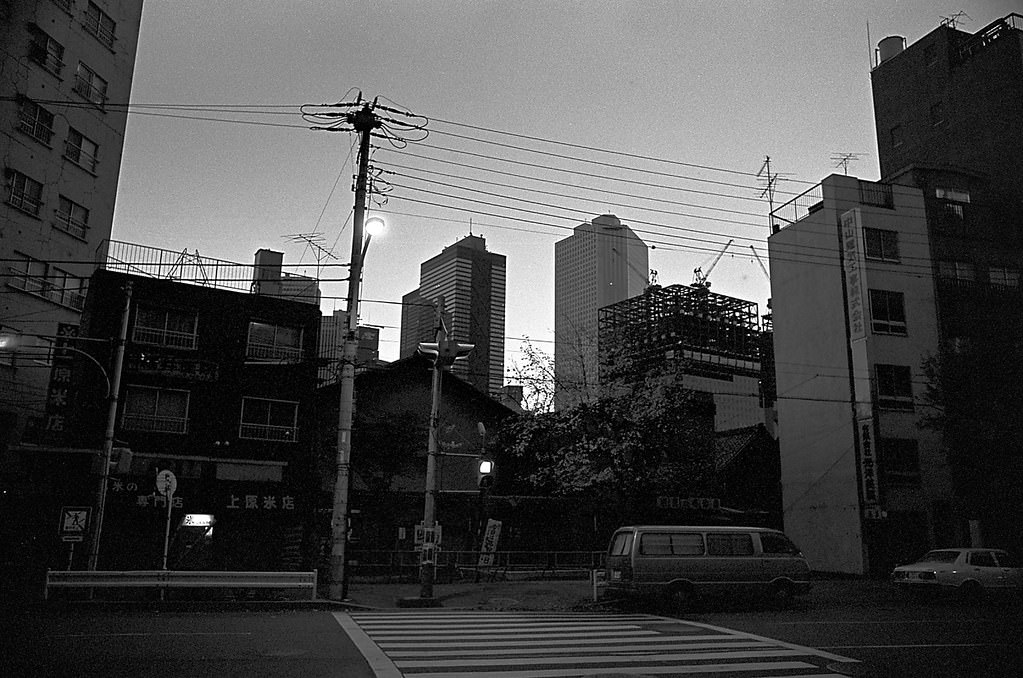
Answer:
xmin=915 ymin=550 xmax=960 ymax=563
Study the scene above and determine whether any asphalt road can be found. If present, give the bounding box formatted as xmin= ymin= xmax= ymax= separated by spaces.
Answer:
xmin=2 ymin=588 xmax=1021 ymax=677
xmin=680 ymin=589 xmax=1023 ymax=677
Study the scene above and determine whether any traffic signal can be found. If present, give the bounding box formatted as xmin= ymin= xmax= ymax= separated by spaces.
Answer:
xmin=477 ymin=458 xmax=494 ymax=491
xmin=418 ymin=338 xmax=474 ymax=369
xmin=113 ymin=446 xmax=133 ymax=474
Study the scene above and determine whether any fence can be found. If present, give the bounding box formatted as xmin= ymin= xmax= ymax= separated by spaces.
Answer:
xmin=44 ymin=570 xmax=318 ymax=600
xmin=348 ymin=550 xmax=606 ymax=583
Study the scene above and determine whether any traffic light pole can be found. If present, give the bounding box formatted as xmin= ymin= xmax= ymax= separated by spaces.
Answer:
xmin=419 ymin=302 xmax=446 ymax=599
xmin=329 ymin=104 xmax=377 ymax=601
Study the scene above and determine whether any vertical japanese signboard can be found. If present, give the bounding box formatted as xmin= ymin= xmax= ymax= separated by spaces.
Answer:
xmin=42 ymin=323 xmax=79 ymax=443
xmin=478 ymin=518 xmax=502 ymax=567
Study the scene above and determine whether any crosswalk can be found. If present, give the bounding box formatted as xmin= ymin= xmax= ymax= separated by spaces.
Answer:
xmin=333 ymin=610 xmax=860 ymax=678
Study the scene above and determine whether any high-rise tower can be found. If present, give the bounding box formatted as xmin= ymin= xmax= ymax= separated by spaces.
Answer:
xmin=553 ymin=214 xmax=648 ymax=409
xmin=400 ymin=235 xmax=506 ymax=394
xmin=1 ymin=0 xmax=144 ymax=447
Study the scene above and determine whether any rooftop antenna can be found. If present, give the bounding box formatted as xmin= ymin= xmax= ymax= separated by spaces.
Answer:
xmin=757 ymin=156 xmax=790 ymax=234
xmin=940 ymin=11 xmax=971 ymax=29
xmin=285 ymin=232 xmax=338 ymax=282
xmin=831 ymin=152 xmax=866 ymax=175
xmin=469 ymin=216 xmax=473 ymax=236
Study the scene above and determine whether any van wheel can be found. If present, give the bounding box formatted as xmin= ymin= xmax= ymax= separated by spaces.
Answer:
xmin=665 ymin=584 xmax=692 ymax=611
xmin=769 ymin=582 xmax=793 ymax=607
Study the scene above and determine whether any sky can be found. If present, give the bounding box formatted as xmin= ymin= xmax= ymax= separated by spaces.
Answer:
xmin=110 ymin=0 xmax=1018 ymax=372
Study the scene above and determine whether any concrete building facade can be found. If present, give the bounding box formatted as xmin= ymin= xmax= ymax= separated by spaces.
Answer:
xmin=554 ymin=214 xmax=648 ymax=409
xmin=399 ymin=234 xmax=506 ymax=395
xmin=770 ymin=174 xmax=943 ymax=575
xmin=1 ymin=0 xmax=143 ymax=448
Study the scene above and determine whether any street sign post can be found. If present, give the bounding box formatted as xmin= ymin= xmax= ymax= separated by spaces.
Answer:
xmin=156 ymin=470 xmax=177 ymax=573
xmin=59 ymin=506 xmax=91 ymax=570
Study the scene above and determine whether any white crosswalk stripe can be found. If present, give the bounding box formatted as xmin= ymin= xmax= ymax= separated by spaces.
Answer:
xmin=334 ymin=610 xmax=859 ymax=678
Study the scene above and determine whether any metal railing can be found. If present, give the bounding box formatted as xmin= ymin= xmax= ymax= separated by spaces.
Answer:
xmin=770 ymin=181 xmax=824 ymax=228
xmin=44 ymin=570 xmax=317 ymax=600
xmin=347 ymin=550 xmax=607 ymax=582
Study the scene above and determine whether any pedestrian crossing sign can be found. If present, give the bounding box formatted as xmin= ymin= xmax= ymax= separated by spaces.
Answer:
xmin=59 ymin=506 xmax=91 ymax=542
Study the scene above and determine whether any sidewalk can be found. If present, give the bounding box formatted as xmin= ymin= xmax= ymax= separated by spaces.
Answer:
xmin=338 ymin=577 xmax=896 ymax=611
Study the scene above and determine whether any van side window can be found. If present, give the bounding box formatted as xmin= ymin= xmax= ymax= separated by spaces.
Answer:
xmin=707 ymin=533 xmax=754 ymax=556
xmin=639 ymin=533 xmax=704 ymax=556
xmin=609 ymin=533 xmax=633 ymax=556
xmin=760 ymin=533 xmax=801 ymax=556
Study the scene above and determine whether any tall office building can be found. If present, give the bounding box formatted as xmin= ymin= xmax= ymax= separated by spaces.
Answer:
xmin=399 ymin=234 xmax=506 ymax=395
xmin=554 ymin=214 xmax=648 ymax=409
xmin=1 ymin=0 xmax=144 ymax=448
xmin=319 ymin=309 xmax=381 ymax=385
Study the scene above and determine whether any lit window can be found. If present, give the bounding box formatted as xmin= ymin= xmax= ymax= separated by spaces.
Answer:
xmin=869 ymin=289 xmax=907 ymax=335
xmin=6 ymin=170 xmax=44 ymax=216
xmin=55 ymin=196 xmax=89 ymax=239
xmin=65 ymin=129 xmax=99 ymax=172
xmin=73 ymin=62 xmax=108 ymax=109
xmin=863 ymin=228 xmax=900 ymax=262
xmin=123 ymin=385 xmax=190 ymax=434
xmin=875 ymin=364 xmax=914 ymax=410
xmin=239 ymin=397 xmax=298 ymax=442
xmin=28 ymin=25 xmax=65 ymax=76
xmin=83 ymin=2 xmax=116 ymax=49
xmin=935 ymin=187 xmax=970 ymax=219
xmin=18 ymin=99 xmax=55 ymax=146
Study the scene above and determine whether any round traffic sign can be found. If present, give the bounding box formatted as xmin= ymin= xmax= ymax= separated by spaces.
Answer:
xmin=156 ymin=469 xmax=177 ymax=496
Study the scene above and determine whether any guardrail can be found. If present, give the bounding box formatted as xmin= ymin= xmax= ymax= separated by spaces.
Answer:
xmin=44 ymin=570 xmax=318 ymax=600
xmin=348 ymin=550 xmax=606 ymax=583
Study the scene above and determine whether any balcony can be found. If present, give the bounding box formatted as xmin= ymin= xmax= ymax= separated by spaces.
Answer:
xmin=239 ymin=423 xmax=298 ymax=442
xmin=6 ymin=268 xmax=86 ymax=310
xmin=126 ymin=354 xmax=219 ymax=381
xmin=132 ymin=326 xmax=198 ymax=350
xmin=122 ymin=414 xmax=189 ymax=434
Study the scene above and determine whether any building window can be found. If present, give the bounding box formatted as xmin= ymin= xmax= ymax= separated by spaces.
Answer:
xmin=880 ymin=438 xmax=921 ymax=486
xmin=123 ymin=385 xmax=189 ymax=434
xmin=18 ymin=98 xmax=56 ymax=146
xmin=83 ymin=1 xmax=116 ymax=49
xmin=989 ymin=266 xmax=1020 ymax=288
xmin=246 ymin=321 xmax=303 ymax=362
xmin=133 ymin=306 xmax=199 ymax=349
xmin=73 ymin=62 xmax=108 ymax=109
xmin=64 ymin=129 xmax=99 ymax=172
xmin=890 ymin=124 xmax=903 ymax=148
xmin=6 ymin=170 xmax=44 ymax=216
xmin=875 ymin=364 xmax=914 ymax=411
xmin=869 ymin=289 xmax=907 ymax=335
xmin=28 ymin=25 xmax=65 ymax=77
xmin=929 ymin=101 xmax=946 ymax=127
xmin=6 ymin=253 xmax=86 ymax=310
xmin=863 ymin=228 xmax=900 ymax=262
xmin=55 ymin=196 xmax=89 ymax=239
xmin=938 ymin=260 xmax=975 ymax=282
xmin=935 ymin=187 xmax=970 ymax=219
xmin=239 ymin=397 xmax=298 ymax=442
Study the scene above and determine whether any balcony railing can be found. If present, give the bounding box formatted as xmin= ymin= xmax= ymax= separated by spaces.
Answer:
xmin=122 ymin=414 xmax=189 ymax=434
xmin=132 ymin=326 xmax=198 ymax=350
xmin=239 ymin=423 xmax=298 ymax=442
xmin=770 ymin=181 xmax=824 ymax=229
xmin=858 ymin=180 xmax=893 ymax=209
xmin=245 ymin=342 xmax=303 ymax=362
xmin=6 ymin=267 xmax=86 ymax=310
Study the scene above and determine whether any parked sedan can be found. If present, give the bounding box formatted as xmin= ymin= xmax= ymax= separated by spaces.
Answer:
xmin=892 ymin=548 xmax=1023 ymax=597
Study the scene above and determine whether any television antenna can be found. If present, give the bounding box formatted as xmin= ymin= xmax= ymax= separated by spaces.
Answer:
xmin=831 ymin=152 xmax=866 ymax=175
xmin=285 ymin=232 xmax=338 ymax=281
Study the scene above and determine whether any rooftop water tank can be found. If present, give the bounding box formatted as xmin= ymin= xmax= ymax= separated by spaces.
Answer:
xmin=878 ymin=35 xmax=906 ymax=64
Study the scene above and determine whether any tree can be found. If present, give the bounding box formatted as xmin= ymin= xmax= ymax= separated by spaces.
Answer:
xmin=494 ymin=364 xmax=716 ymax=504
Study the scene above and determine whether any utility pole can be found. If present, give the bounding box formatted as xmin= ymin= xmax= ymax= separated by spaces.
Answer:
xmin=329 ymin=103 xmax=379 ymax=600
xmin=88 ymin=280 xmax=132 ymax=571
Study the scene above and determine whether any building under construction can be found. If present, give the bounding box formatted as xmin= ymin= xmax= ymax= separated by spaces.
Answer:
xmin=598 ymin=284 xmax=767 ymax=431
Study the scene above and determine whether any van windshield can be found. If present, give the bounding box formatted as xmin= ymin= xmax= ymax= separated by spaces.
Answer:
xmin=609 ymin=532 xmax=633 ymax=556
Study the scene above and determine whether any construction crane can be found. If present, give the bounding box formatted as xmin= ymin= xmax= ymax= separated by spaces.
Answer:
xmin=749 ymin=245 xmax=770 ymax=281
xmin=692 ymin=239 xmax=733 ymax=290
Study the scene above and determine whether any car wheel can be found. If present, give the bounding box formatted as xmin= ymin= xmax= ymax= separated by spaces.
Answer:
xmin=958 ymin=579 xmax=983 ymax=601
xmin=665 ymin=583 xmax=692 ymax=611
xmin=770 ymin=581 xmax=794 ymax=607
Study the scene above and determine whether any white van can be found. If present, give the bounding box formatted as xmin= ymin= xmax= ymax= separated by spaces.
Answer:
xmin=602 ymin=525 xmax=811 ymax=607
